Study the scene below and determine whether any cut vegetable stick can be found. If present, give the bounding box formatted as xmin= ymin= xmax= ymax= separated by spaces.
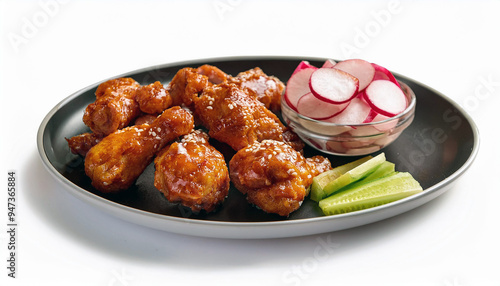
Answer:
xmin=319 ymin=172 xmax=423 ymax=215
xmin=310 ymin=156 xmax=373 ymax=200
xmin=311 ymin=153 xmax=386 ymax=201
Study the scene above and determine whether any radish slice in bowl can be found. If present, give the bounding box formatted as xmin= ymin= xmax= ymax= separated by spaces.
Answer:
xmin=333 ymin=59 xmax=375 ymax=91
xmin=292 ymin=60 xmax=318 ymax=75
xmin=296 ymin=92 xmax=348 ymax=120
xmin=372 ymin=63 xmax=400 ymax=87
xmin=280 ymin=59 xmax=416 ymax=156
xmin=363 ymin=80 xmax=408 ymax=117
xmin=309 ymin=68 xmax=359 ymax=104
xmin=322 ymin=59 xmax=337 ymax=68
xmin=284 ymin=67 xmax=317 ymax=110
xmin=325 ymin=97 xmax=372 ymax=125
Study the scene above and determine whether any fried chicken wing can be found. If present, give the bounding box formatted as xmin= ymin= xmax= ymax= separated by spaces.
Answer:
xmin=196 ymin=64 xmax=227 ymax=84
xmin=229 ymin=67 xmax=285 ymax=112
xmin=83 ymin=77 xmax=141 ymax=136
xmin=195 ymin=82 xmax=298 ymax=151
xmin=135 ymin=81 xmax=172 ymax=114
xmin=66 ymin=132 xmax=104 ymax=157
xmin=133 ymin=114 xmax=157 ymax=125
xmin=229 ymin=140 xmax=331 ymax=216
xmin=85 ymin=106 xmax=194 ymax=193
xmin=154 ymin=130 xmax=230 ymax=212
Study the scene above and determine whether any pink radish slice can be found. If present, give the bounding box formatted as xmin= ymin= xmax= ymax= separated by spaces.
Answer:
xmin=364 ymin=80 xmax=407 ymax=117
xmin=345 ymin=145 xmax=381 ymax=155
xmin=309 ymin=68 xmax=359 ymax=104
xmin=326 ymin=141 xmax=349 ymax=154
xmin=322 ymin=59 xmax=337 ymax=68
xmin=296 ymin=92 xmax=348 ymax=120
xmin=372 ymin=63 xmax=400 ymax=87
xmin=325 ymin=97 xmax=372 ymax=125
xmin=292 ymin=61 xmax=318 ymax=75
xmin=333 ymin=59 xmax=375 ymax=91
xmin=284 ymin=67 xmax=316 ymax=110
xmin=363 ymin=109 xmax=378 ymax=123
xmin=371 ymin=113 xmax=398 ymax=131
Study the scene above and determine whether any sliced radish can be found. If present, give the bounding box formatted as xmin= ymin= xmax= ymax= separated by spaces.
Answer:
xmin=322 ymin=59 xmax=337 ymax=68
xmin=372 ymin=63 xmax=400 ymax=87
xmin=333 ymin=59 xmax=375 ymax=91
xmin=309 ymin=68 xmax=359 ymax=104
xmin=284 ymin=67 xmax=316 ymax=110
xmin=342 ymin=138 xmax=376 ymax=149
xmin=364 ymin=80 xmax=407 ymax=117
xmin=297 ymin=92 xmax=348 ymax=120
xmin=292 ymin=61 xmax=318 ymax=75
xmin=325 ymin=97 xmax=371 ymax=124
xmin=298 ymin=118 xmax=351 ymax=136
xmin=363 ymin=109 xmax=378 ymax=123
xmin=349 ymin=126 xmax=378 ymax=137
xmin=345 ymin=145 xmax=381 ymax=155
xmin=371 ymin=113 xmax=398 ymax=131
xmin=326 ymin=141 xmax=349 ymax=154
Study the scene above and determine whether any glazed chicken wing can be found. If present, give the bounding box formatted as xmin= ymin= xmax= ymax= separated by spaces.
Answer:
xmin=229 ymin=140 xmax=331 ymax=216
xmin=83 ymin=77 xmax=141 ymax=136
xmin=85 ymin=106 xmax=194 ymax=193
xmin=66 ymin=132 xmax=104 ymax=157
xmin=228 ymin=67 xmax=285 ymax=112
xmin=195 ymin=82 xmax=300 ymax=151
xmin=195 ymin=64 xmax=227 ymax=84
xmin=168 ymin=65 xmax=228 ymax=109
xmin=67 ymin=113 xmax=160 ymax=158
xmin=135 ymin=81 xmax=173 ymax=114
xmin=154 ymin=130 xmax=230 ymax=212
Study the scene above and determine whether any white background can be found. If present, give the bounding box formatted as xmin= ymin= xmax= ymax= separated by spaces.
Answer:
xmin=1 ymin=0 xmax=499 ymax=285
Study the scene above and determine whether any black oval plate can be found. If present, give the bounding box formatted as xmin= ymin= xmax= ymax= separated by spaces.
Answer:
xmin=37 ymin=56 xmax=479 ymax=239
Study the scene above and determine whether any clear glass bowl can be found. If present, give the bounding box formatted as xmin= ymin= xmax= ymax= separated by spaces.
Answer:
xmin=281 ymin=82 xmax=416 ymax=156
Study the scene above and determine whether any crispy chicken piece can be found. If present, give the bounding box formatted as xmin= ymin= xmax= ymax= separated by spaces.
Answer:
xmin=229 ymin=140 xmax=331 ymax=216
xmin=196 ymin=64 xmax=227 ymax=84
xmin=154 ymin=130 xmax=230 ymax=212
xmin=85 ymin=106 xmax=194 ymax=193
xmin=66 ymin=132 xmax=104 ymax=157
xmin=83 ymin=77 xmax=141 ymax=136
xmin=67 ymin=114 xmax=160 ymax=157
xmin=229 ymin=67 xmax=285 ymax=112
xmin=135 ymin=81 xmax=172 ymax=114
xmin=168 ymin=65 xmax=228 ymax=109
xmin=133 ymin=114 xmax=158 ymax=125
xmin=195 ymin=82 xmax=299 ymax=151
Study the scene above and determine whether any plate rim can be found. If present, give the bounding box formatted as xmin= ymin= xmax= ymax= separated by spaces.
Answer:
xmin=36 ymin=56 xmax=480 ymax=239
